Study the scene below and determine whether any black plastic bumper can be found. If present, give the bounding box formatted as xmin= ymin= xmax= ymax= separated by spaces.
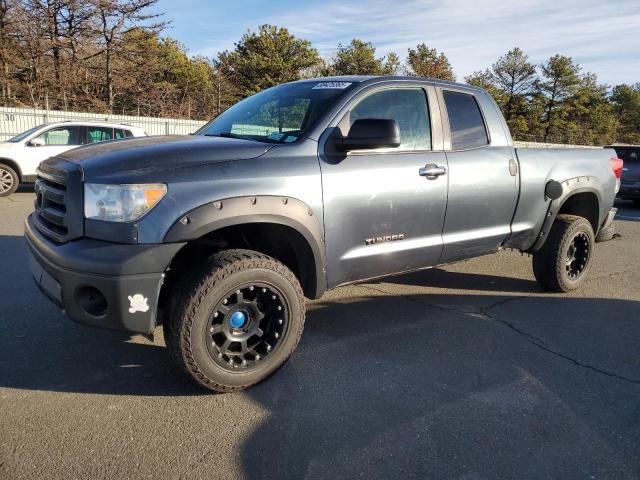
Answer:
xmin=25 ymin=213 xmax=185 ymax=334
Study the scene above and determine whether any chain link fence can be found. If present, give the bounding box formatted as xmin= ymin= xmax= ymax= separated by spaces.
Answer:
xmin=0 ymin=106 xmax=207 ymax=141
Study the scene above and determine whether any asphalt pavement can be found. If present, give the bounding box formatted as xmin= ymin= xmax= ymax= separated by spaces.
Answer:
xmin=1 ymin=190 xmax=639 ymax=479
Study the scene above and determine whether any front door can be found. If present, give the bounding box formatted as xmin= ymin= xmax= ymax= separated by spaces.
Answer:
xmin=24 ymin=125 xmax=84 ymax=176
xmin=320 ymin=86 xmax=448 ymax=287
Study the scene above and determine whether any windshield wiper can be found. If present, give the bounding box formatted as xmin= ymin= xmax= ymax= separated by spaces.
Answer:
xmin=204 ymin=132 xmax=290 ymax=144
xmin=204 ymin=132 xmax=255 ymax=141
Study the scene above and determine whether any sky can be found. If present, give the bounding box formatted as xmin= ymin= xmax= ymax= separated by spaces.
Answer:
xmin=153 ymin=0 xmax=639 ymax=87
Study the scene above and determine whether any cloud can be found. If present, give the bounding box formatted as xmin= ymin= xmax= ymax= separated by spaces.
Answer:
xmin=167 ymin=0 xmax=640 ymax=86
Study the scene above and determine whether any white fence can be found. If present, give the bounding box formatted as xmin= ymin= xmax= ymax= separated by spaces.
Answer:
xmin=0 ymin=106 xmax=207 ymax=141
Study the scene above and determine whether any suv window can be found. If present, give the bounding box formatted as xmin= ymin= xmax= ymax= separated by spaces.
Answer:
xmin=114 ymin=128 xmax=133 ymax=139
xmin=613 ymin=147 xmax=639 ymax=164
xmin=443 ymin=90 xmax=489 ymax=150
xmin=348 ymin=88 xmax=431 ymax=151
xmin=35 ymin=126 xmax=82 ymax=146
xmin=87 ymin=126 xmax=113 ymax=143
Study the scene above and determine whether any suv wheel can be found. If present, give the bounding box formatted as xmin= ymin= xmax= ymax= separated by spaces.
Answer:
xmin=533 ymin=214 xmax=595 ymax=292
xmin=165 ymin=249 xmax=305 ymax=392
xmin=0 ymin=164 xmax=19 ymax=197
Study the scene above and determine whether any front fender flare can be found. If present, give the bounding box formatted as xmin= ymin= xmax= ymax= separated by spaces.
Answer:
xmin=164 ymin=195 xmax=326 ymax=297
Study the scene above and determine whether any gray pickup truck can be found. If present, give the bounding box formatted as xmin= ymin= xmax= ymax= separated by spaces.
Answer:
xmin=25 ymin=76 xmax=622 ymax=392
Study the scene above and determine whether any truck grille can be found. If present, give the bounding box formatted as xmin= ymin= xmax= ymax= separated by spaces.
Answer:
xmin=33 ymin=160 xmax=83 ymax=243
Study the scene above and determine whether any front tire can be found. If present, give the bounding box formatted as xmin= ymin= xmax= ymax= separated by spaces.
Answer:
xmin=0 ymin=164 xmax=19 ymax=197
xmin=533 ymin=214 xmax=595 ymax=292
xmin=166 ymin=249 xmax=305 ymax=392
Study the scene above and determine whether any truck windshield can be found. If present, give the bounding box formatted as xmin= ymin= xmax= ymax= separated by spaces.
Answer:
xmin=197 ymin=81 xmax=355 ymax=143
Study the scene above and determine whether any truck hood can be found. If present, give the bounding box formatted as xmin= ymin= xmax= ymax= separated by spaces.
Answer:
xmin=54 ymin=135 xmax=275 ymax=179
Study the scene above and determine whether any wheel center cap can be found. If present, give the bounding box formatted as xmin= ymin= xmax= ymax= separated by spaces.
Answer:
xmin=229 ymin=311 xmax=247 ymax=329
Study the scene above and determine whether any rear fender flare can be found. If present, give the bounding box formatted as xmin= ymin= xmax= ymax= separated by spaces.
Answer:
xmin=528 ymin=176 xmax=602 ymax=253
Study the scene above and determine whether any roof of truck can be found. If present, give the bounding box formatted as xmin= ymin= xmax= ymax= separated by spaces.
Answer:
xmin=297 ymin=75 xmax=481 ymax=91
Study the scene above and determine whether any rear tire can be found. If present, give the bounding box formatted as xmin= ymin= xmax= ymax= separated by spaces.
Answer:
xmin=595 ymin=224 xmax=615 ymax=243
xmin=633 ymin=199 xmax=640 ymax=209
xmin=0 ymin=164 xmax=19 ymax=197
xmin=166 ymin=249 xmax=305 ymax=392
xmin=533 ymin=214 xmax=595 ymax=292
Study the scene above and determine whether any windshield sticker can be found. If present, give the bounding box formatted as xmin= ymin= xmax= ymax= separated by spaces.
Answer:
xmin=312 ymin=81 xmax=352 ymax=89
xmin=268 ymin=132 xmax=286 ymax=141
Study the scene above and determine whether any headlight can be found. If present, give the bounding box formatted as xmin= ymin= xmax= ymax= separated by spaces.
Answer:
xmin=84 ymin=183 xmax=167 ymax=222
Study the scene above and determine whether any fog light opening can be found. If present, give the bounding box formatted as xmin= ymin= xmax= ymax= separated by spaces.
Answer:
xmin=76 ymin=286 xmax=107 ymax=317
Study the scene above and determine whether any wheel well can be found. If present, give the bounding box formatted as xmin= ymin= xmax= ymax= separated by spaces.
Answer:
xmin=558 ymin=192 xmax=599 ymax=233
xmin=158 ymin=223 xmax=319 ymax=325
xmin=0 ymin=158 xmax=22 ymax=181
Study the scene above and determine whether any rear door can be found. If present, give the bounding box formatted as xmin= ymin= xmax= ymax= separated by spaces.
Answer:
xmin=438 ymin=88 xmax=518 ymax=262
xmin=320 ymin=84 xmax=449 ymax=287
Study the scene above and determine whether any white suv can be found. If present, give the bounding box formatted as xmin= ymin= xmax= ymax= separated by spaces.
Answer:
xmin=0 ymin=121 xmax=147 ymax=197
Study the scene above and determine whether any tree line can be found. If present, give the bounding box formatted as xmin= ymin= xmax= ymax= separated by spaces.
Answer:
xmin=1 ymin=0 xmax=638 ymax=145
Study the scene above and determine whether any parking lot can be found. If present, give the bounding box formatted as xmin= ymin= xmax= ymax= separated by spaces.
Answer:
xmin=1 ymin=190 xmax=639 ymax=479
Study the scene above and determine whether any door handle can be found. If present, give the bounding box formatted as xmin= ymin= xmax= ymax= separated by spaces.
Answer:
xmin=419 ymin=164 xmax=447 ymax=179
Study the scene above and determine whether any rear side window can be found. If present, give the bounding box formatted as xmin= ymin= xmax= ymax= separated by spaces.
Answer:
xmin=114 ymin=128 xmax=132 ymax=139
xmin=443 ymin=91 xmax=488 ymax=150
xmin=349 ymin=88 xmax=431 ymax=151
xmin=87 ymin=126 xmax=113 ymax=144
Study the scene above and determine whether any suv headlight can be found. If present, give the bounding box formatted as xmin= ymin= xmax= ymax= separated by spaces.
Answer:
xmin=84 ymin=183 xmax=167 ymax=222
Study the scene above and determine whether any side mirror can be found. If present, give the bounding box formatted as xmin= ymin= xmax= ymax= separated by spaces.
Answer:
xmin=337 ymin=118 xmax=401 ymax=151
xmin=28 ymin=138 xmax=45 ymax=147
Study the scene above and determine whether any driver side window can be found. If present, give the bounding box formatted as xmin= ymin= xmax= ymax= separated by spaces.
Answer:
xmin=348 ymin=88 xmax=432 ymax=151
xmin=35 ymin=126 xmax=82 ymax=146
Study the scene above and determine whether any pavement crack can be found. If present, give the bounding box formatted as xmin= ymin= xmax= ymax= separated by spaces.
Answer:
xmin=361 ymin=283 xmax=640 ymax=386
xmin=482 ymin=304 xmax=640 ymax=386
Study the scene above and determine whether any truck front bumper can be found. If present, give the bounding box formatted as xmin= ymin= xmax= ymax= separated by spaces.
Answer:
xmin=25 ymin=213 xmax=185 ymax=334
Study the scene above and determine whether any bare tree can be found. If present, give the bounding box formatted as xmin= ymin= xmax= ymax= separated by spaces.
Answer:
xmin=89 ymin=0 xmax=165 ymax=111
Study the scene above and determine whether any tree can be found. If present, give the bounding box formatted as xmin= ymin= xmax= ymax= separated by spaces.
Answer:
xmin=217 ymin=25 xmax=321 ymax=100
xmin=490 ymin=47 xmax=536 ymax=124
xmin=90 ymin=0 xmax=166 ymax=111
xmin=611 ymin=83 xmax=640 ymax=144
xmin=327 ymin=39 xmax=399 ymax=76
xmin=557 ymin=73 xmax=617 ymax=144
xmin=537 ymin=55 xmax=581 ymax=141
xmin=406 ymin=43 xmax=454 ymax=81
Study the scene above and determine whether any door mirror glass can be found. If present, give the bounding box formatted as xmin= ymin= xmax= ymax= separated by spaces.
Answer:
xmin=28 ymin=137 xmax=45 ymax=147
xmin=338 ymin=118 xmax=401 ymax=151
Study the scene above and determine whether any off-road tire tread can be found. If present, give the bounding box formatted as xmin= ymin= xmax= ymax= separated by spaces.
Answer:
xmin=167 ymin=249 xmax=305 ymax=393
xmin=533 ymin=214 xmax=593 ymax=292
xmin=595 ymin=224 xmax=615 ymax=243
